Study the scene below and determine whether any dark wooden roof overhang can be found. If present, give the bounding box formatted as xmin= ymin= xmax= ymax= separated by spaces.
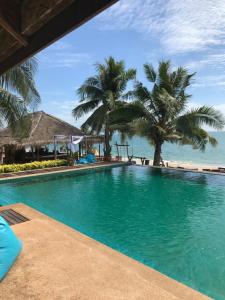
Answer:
xmin=0 ymin=0 xmax=117 ymax=75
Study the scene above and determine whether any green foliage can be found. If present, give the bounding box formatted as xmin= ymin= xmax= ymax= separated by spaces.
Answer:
xmin=110 ymin=60 xmax=225 ymax=165
xmin=73 ymin=56 xmax=136 ymax=156
xmin=0 ymin=160 xmax=67 ymax=174
xmin=67 ymin=152 xmax=79 ymax=166
xmin=0 ymin=57 xmax=40 ymax=129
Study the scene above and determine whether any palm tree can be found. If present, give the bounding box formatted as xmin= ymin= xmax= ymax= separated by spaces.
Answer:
xmin=110 ymin=61 xmax=225 ymax=166
xmin=0 ymin=57 xmax=40 ymax=129
xmin=72 ymin=56 xmax=136 ymax=158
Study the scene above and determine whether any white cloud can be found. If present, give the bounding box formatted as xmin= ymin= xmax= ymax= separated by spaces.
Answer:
xmin=186 ymin=53 xmax=225 ymax=72
xmin=192 ymin=74 xmax=225 ymax=88
xmin=37 ymin=41 xmax=92 ymax=69
xmin=39 ymin=52 xmax=92 ymax=69
xmin=183 ymin=53 xmax=225 ymax=87
xmin=98 ymin=0 xmax=225 ymax=53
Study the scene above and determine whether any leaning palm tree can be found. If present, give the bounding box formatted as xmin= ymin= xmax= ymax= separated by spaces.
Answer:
xmin=110 ymin=61 xmax=225 ymax=166
xmin=72 ymin=56 xmax=136 ymax=158
xmin=0 ymin=57 xmax=40 ymax=129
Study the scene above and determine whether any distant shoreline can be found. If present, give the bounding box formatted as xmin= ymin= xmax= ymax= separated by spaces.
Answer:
xmin=116 ymin=157 xmax=225 ymax=171
xmin=111 ymin=131 xmax=225 ymax=168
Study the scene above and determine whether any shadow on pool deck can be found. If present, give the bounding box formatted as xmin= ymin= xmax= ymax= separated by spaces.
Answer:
xmin=0 ymin=203 xmax=210 ymax=300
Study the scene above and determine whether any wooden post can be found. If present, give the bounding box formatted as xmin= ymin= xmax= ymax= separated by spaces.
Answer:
xmin=31 ymin=146 xmax=35 ymax=161
xmin=115 ymin=142 xmax=119 ymax=157
xmin=37 ymin=146 xmax=40 ymax=161
xmin=70 ymin=135 xmax=73 ymax=155
xmin=54 ymin=136 xmax=57 ymax=160
xmin=79 ymin=143 xmax=81 ymax=158
xmin=126 ymin=142 xmax=129 ymax=158
xmin=98 ymin=143 xmax=101 ymax=158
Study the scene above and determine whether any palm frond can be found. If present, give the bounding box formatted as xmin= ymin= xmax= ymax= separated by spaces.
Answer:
xmin=81 ymin=105 xmax=107 ymax=134
xmin=109 ymin=102 xmax=147 ymax=125
xmin=72 ymin=99 xmax=101 ymax=119
xmin=177 ymin=106 xmax=225 ymax=131
xmin=144 ymin=64 xmax=156 ymax=82
xmin=77 ymin=80 xmax=103 ymax=103
xmin=178 ymin=127 xmax=218 ymax=151
xmin=0 ymin=89 xmax=26 ymax=129
xmin=157 ymin=60 xmax=171 ymax=90
xmin=0 ymin=57 xmax=40 ymax=107
xmin=134 ymin=82 xmax=151 ymax=104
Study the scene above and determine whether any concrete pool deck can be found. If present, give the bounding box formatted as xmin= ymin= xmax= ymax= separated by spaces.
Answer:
xmin=0 ymin=203 xmax=210 ymax=299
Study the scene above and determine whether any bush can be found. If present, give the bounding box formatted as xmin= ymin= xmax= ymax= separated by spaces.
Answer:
xmin=67 ymin=152 xmax=79 ymax=166
xmin=0 ymin=160 xmax=68 ymax=174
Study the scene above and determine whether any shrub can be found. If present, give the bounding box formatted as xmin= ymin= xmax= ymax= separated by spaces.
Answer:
xmin=0 ymin=160 xmax=68 ymax=174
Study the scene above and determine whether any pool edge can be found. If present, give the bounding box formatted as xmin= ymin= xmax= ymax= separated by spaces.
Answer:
xmin=0 ymin=162 xmax=129 ymax=184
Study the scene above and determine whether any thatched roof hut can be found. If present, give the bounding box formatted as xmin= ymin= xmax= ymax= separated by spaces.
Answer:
xmin=0 ymin=111 xmax=83 ymax=148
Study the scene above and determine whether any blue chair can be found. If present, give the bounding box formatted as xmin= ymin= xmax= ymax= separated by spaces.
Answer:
xmin=0 ymin=216 xmax=22 ymax=281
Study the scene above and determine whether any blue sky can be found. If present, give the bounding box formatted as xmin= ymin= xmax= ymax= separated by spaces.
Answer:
xmin=36 ymin=0 xmax=225 ymax=128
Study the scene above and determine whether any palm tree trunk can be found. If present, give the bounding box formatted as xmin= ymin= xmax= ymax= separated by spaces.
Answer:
xmin=104 ymin=127 xmax=111 ymax=161
xmin=153 ymin=142 xmax=162 ymax=166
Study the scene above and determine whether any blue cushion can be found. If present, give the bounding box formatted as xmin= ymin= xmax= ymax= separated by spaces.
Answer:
xmin=86 ymin=154 xmax=96 ymax=163
xmin=77 ymin=158 xmax=89 ymax=164
xmin=0 ymin=216 xmax=22 ymax=281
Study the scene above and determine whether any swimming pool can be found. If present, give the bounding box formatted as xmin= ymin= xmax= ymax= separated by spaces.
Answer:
xmin=0 ymin=165 xmax=225 ymax=299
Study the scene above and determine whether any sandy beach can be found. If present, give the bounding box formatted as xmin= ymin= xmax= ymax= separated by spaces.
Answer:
xmin=117 ymin=157 xmax=225 ymax=173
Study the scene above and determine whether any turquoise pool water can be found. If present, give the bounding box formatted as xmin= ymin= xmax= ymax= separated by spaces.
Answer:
xmin=0 ymin=165 xmax=225 ymax=299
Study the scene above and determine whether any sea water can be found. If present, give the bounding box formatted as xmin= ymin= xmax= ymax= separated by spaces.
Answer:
xmin=111 ymin=132 xmax=225 ymax=166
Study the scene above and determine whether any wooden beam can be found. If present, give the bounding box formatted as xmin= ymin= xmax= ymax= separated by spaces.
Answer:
xmin=0 ymin=0 xmax=28 ymax=46
xmin=0 ymin=0 xmax=117 ymax=74
xmin=21 ymin=0 xmax=74 ymax=36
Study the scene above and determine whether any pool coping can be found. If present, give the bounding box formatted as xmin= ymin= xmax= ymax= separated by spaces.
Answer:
xmin=1 ymin=161 xmax=225 ymax=185
xmin=135 ymin=163 xmax=225 ymax=176
xmin=0 ymin=162 xmax=128 ymax=183
xmin=0 ymin=203 xmax=211 ymax=299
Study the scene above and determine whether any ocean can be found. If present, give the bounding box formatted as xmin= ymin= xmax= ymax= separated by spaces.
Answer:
xmin=111 ymin=132 xmax=225 ymax=167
